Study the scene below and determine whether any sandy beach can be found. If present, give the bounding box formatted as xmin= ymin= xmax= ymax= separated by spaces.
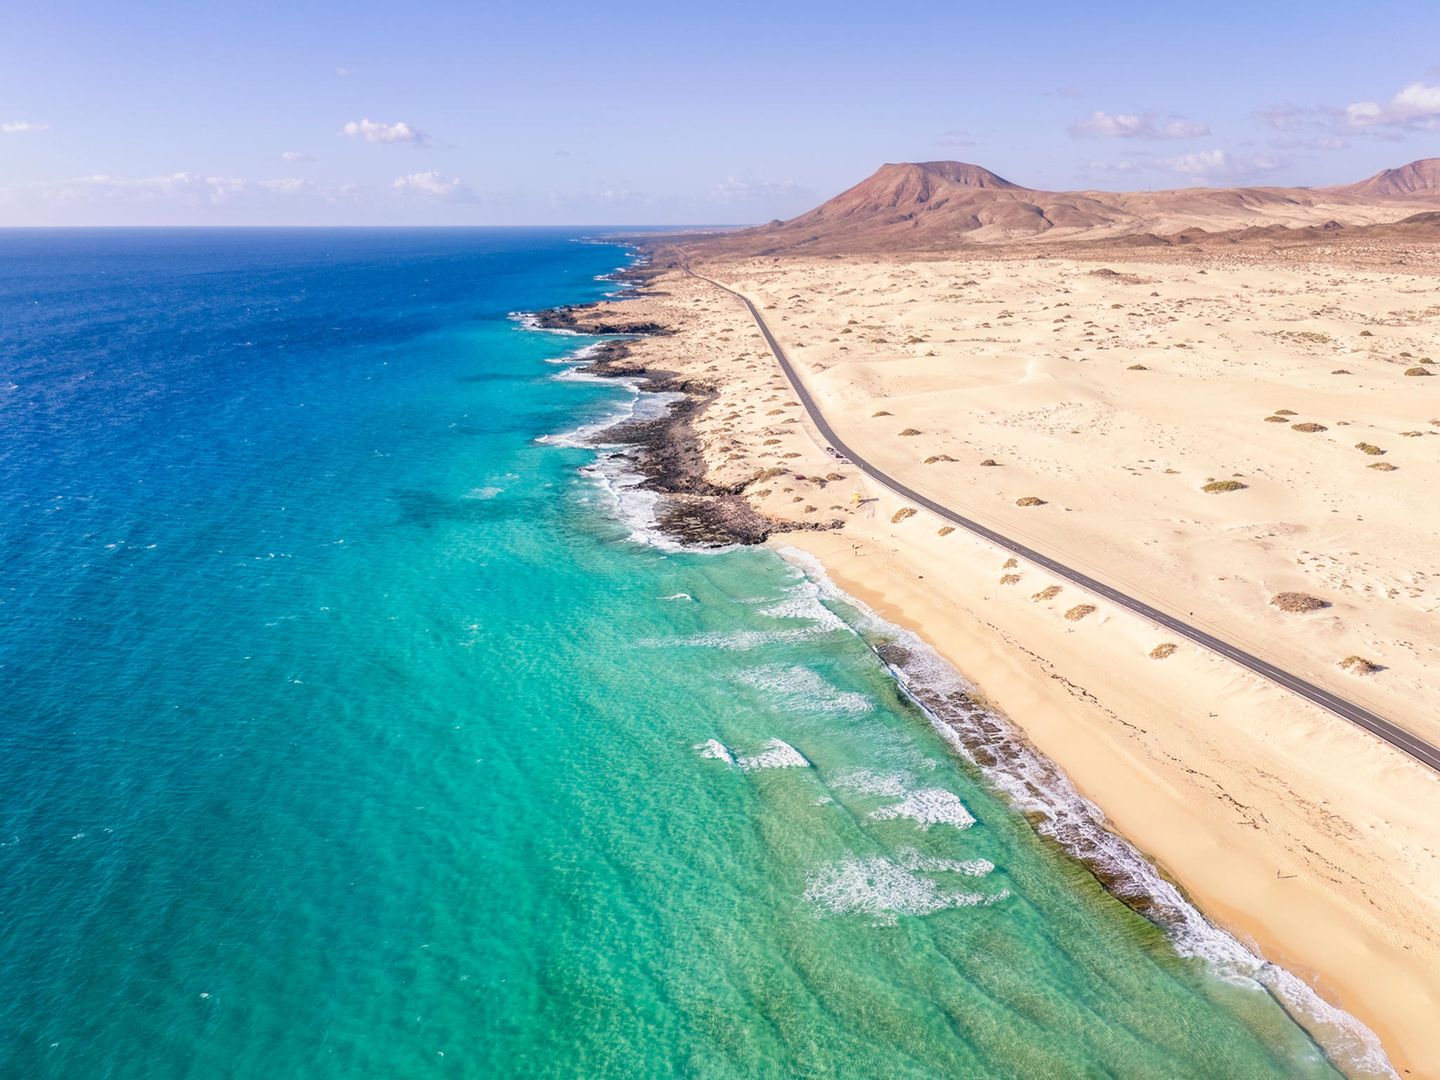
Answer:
xmin=570 ymin=240 xmax=1440 ymax=1076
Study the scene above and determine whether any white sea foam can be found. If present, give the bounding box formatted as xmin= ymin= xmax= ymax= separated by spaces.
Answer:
xmin=736 ymin=665 xmax=874 ymax=714
xmin=536 ymin=376 xmax=674 ymax=451
xmin=543 ymin=341 xmax=606 ymax=364
xmin=579 ymin=455 xmax=671 ymax=548
xmin=803 ymin=853 xmax=1007 ymax=924
xmin=656 ymin=627 xmax=817 ymax=650
xmin=773 ymin=544 xmax=1398 ymax=1080
xmin=828 ymin=767 xmax=912 ymax=798
xmin=757 ymin=576 xmax=849 ymax=631
xmin=736 ymin=739 xmax=810 ymax=771
xmin=896 ymin=849 xmax=996 ymax=877
xmin=544 ymin=382 xmax=725 ymax=555
xmin=694 ymin=739 xmax=734 ymax=765
xmin=543 ymin=378 xmax=709 ymax=551
xmin=659 ymin=592 xmax=694 ymax=602
xmin=508 ymin=310 xmax=582 ymax=335
xmin=869 ymin=788 xmax=976 ymax=831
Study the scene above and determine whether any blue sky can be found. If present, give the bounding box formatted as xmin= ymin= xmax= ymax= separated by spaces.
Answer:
xmin=1 ymin=0 xmax=1436 ymax=225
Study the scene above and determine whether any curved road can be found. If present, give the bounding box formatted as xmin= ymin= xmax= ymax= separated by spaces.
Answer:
xmin=684 ymin=264 xmax=1440 ymax=773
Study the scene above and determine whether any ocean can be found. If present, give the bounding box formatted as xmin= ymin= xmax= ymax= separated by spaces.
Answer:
xmin=0 ymin=228 xmax=1381 ymax=1077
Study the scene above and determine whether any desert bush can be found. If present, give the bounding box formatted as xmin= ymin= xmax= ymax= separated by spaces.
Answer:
xmin=979 ymin=458 xmax=1000 ymax=467
xmin=937 ymin=526 xmax=955 ymax=536
xmin=1149 ymin=643 xmax=1178 ymax=659
xmin=1002 ymin=557 xmax=1018 ymax=569
xmin=1202 ymin=480 xmax=1247 ymax=493
xmin=1264 ymin=415 xmax=1289 ymax=423
xmin=1404 ymin=367 xmax=1432 ymax=376
xmin=923 ymin=454 xmax=957 ymax=464
xmin=898 ymin=428 xmax=922 ymax=437
xmin=872 ymin=409 xmax=892 ymax=416
xmin=1274 ymin=409 xmax=1298 ymax=416
xmin=1292 ymin=422 xmax=1327 ymax=433
xmin=891 ymin=507 xmax=916 ymax=524
xmin=1016 ymin=496 xmax=1047 ymax=507
xmin=1032 ymin=585 xmax=1062 ymax=602
xmin=1127 ymin=363 xmax=1148 ymax=370
xmin=1271 ymin=592 xmax=1328 ymax=613
xmin=1354 ymin=442 xmax=1385 ymax=455
xmin=999 ymin=574 xmax=1021 ymax=585
xmin=1339 ymin=655 xmax=1380 ymax=675
xmin=1368 ymin=462 xmax=1397 ymax=471
xmin=1064 ymin=604 xmax=1096 ymax=621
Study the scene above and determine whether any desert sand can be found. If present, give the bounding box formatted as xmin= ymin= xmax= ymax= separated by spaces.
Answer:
xmin=574 ymin=225 xmax=1440 ymax=1075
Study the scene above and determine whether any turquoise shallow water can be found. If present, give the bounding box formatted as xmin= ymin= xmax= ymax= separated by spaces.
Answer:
xmin=0 ymin=229 xmax=1369 ymax=1077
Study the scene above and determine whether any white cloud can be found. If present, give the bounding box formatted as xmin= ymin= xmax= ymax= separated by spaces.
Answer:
xmin=1069 ymin=111 xmax=1209 ymax=139
xmin=257 ymin=177 xmax=315 ymax=195
xmin=392 ymin=171 xmax=471 ymax=199
xmin=1255 ymin=105 xmax=1307 ymax=131
xmin=2 ymin=120 xmax=49 ymax=134
xmin=1271 ymin=134 xmax=1348 ymax=152
xmin=1086 ymin=159 xmax=1141 ymax=175
xmin=934 ymin=129 xmax=977 ymax=149
xmin=340 ymin=118 xmax=427 ymax=144
xmin=1254 ymin=105 xmax=1350 ymax=150
xmin=544 ymin=187 xmax=654 ymax=210
xmin=1162 ymin=149 xmax=1283 ymax=183
xmin=2 ymin=172 xmax=326 ymax=207
xmin=1344 ymin=81 xmax=1440 ymax=131
xmin=1272 ymin=80 xmax=1440 ymax=139
xmin=280 ymin=151 xmax=314 ymax=162
xmin=709 ymin=176 xmax=808 ymax=203
xmin=596 ymin=188 xmax=651 ymax=205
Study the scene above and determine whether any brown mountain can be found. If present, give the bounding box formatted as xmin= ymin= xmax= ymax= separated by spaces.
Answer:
xmin=692 ymin=158 xmax=1440 ymax=255
xmin=1326 ymin=157 xmax=1440 ymax=197
xmin=760 ymin=161 xmax=1128 ymax=249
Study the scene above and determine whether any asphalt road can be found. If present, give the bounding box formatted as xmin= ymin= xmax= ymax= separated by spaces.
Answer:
xmin=686 ymin=265 xmax=1440 ymax=773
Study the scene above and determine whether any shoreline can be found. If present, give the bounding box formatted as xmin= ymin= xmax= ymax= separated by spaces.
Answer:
xmin=774 ymin=543 xmax=1393 ymax=1078
xmin=531 ymin=249 xmax=1439 ymax=1077
xmin=531 ymin=295 xmax=843 ymax=548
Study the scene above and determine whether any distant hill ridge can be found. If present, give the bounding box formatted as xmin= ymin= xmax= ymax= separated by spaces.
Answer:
xmin=1327 ymin=157 xmax=1440 ymax=197
xmin=707 ymin=157 xmax=1440 ymax=254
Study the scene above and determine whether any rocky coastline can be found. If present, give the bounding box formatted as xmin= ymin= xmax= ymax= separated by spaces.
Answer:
xmin=534 ymin=288 xmax=840 ymax=548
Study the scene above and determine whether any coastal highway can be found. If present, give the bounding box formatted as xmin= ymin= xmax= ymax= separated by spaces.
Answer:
xmin=683 ymin=264 xmax=1440 ymax=774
